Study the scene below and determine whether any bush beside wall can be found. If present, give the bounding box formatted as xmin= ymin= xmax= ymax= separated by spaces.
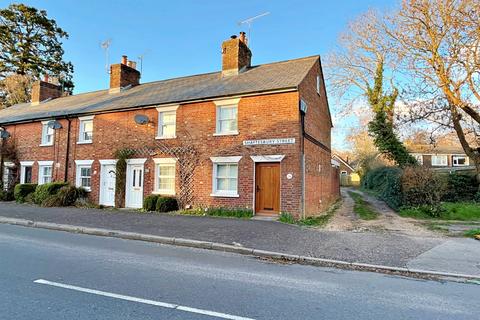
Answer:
xmin=41 ymin=185 xmax=88 ymax=207
xmin=143 ymin=195 xmax=160 ymax=211
xmin=14 ymin=184 xmax=37 ymax=203
xmin=442 ymin=173 xmax=478 ymax=202
xmin=362 ymin=166 xmax=403 ymax=210
xmin=33 ymin=182 xmax=68 ymax=205
xmin=155 ymin=197 xmax=179 ymax=213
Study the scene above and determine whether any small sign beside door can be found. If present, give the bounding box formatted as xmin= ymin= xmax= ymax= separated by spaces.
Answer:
xmin=243 ymin=138 xmax=295 ymax=146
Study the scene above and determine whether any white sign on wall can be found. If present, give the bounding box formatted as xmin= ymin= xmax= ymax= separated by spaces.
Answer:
xmin=243 ymin=138 xmax=295 ymax=146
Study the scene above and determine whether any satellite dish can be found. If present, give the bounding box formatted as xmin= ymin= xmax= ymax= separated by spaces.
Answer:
xmin=134 ymin=114 xmax=149 ymax=125
xmin=0 ymin=130 xmax=10 ymax=139
xmin=47 ymin=120 xmax=63 ymax=130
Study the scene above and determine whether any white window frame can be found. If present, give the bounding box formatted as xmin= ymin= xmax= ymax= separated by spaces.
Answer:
xmin=412 ymin=154 xmax=423 ymax=165
xmin=20 ymin=161 xmax=34 ymax=184
xmin=75 ymin=160 xmax=94 ymax=191
xmin=431 ymin=155 xmax=448 ymax=167
xmin=38 ymin=161 xmax=53 ymax=185
xmin=78 ymin=115 xmax=94 ymax=144
xmin=40 ymin=121 xmax=54 ymax=146
xmin=316 ymin=75 xmax=321 ymax=95
xmin=153 ymin=158 xmax=176 ymax=195
xmin=213 ymin=98 xmax=240 ymax=136
xmin=156 ymin=105 xmax=179 ymax=139
xmin=452 ymin=155 xmax=469 ymax=167
xmin=210 ymin=156 xmax=242 ymax=197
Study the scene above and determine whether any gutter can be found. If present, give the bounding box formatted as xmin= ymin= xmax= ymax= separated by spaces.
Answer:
xmin=64 ymin=118 xmax=72 ymax=182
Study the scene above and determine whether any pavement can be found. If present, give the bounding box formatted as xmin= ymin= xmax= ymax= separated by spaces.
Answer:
xmin=1 ymin=224 xmax=479 ymax=320
xmin=0 ymin=201 xmax=443 ymax=268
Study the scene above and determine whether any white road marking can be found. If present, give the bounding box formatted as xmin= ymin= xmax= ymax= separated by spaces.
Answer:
xmin=34 ymin=279 xmax=255 ymax=320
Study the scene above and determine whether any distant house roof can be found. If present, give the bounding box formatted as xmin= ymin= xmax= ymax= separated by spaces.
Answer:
xmin=332 ymin=154 xmax=355 ymax=171
xmin=408 ymin=144 xmax=466 ymax=154
xmin=0 ymin=56 xmax=318 ymax=125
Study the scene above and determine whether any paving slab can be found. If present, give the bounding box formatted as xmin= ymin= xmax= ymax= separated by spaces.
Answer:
xmin=407 ymin=238 xmax=480 ymax=276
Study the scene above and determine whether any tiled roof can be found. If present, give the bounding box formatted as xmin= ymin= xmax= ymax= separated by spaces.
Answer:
xmin=407 ymin=145 xmax=466 ymax=154
xmin=0 ymin=56 xmax=318 ymax=124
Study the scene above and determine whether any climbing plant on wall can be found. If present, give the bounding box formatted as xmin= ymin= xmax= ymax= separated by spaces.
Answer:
xmin=114 ymin=148 xmax=135 ymax=208
xmin=0 ymin=140 xmax=19 ymax=191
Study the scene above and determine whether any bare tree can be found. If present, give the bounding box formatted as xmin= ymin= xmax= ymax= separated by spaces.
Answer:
xmin=387 ymin=0 xmax=480 ymax=175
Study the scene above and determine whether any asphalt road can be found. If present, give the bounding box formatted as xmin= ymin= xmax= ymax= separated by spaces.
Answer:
xmin=0 ymin=224 xmax=478 ymax=320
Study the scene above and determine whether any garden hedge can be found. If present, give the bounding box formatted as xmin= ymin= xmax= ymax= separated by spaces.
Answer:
xmin=155 ymin=197 xmax=179 ymax=212
xmin=143 ymin=194 xmax=160 ymax=211
xmin=14 ymin=183 xmax=37 ymax=203
xmin=33 ymin=182 xmax=68 ymax=205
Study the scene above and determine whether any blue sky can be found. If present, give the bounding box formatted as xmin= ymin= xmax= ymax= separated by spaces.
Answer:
xmin=3 ymin=0 xmax=397 ymax=149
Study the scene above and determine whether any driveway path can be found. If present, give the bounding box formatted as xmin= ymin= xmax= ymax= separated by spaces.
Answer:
xmin=327 ymin=188 xmax=438 ymax=237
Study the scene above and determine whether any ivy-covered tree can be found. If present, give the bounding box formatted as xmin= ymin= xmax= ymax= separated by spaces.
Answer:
xmin=0 ymin=3 xmax=73 ymax=107
xmin=367 ymin=62 xmax=417 ymax=167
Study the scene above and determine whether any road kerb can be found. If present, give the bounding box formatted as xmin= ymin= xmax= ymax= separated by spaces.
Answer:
xmin=0 ymin=216 xmax=479 ymax=282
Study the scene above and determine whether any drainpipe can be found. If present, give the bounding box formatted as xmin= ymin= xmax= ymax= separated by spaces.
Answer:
xmin=64 ymin=118 xmax=72 ymax=182
xmin=300 ymin=110 xmax=306 ymax=220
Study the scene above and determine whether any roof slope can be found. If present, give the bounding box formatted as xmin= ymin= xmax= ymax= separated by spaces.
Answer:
xmin=0 ymin=56 xmax=318 ymax=125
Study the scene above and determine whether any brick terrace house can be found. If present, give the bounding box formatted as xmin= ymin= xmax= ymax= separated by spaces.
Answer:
xmin=0 ymin=33 xmax=339 ymax=218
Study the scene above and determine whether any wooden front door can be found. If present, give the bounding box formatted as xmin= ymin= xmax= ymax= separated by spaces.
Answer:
xmin=255 ymin=162 xmax=280 ymax=215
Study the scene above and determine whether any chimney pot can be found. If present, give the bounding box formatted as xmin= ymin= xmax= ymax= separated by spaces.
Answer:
xmin=239 ymin=32 xmax=247 ymax=44
xmin=44 ymin=74 xmax=49 ymax=83
xmin=121 ymin=55 xmax=128 ymax=65
xmin=230 ymin=35 xmax=237 ymax=39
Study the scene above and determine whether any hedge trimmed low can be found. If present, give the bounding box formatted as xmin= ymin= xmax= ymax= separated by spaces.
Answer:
xmin=14 ymin=183 xmax=37 ymax=203
xmin=155 ymin=197 xmax=178 ymax=212
xmin=42 ymin=185 xmax=88 ymax=207
xmin=143 ymin=195 xmax=160 ymax=211
xmin=33 ymin=182 xmax=68 ymax=205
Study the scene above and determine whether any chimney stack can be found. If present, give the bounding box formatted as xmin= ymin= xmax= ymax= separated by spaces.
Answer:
xmin=109 ymin=55 xmax=141 ymax=93
xmin=221 ymin=32 xmax=252 ymax=77
xmin=31 ymin=76 xmax=62 ymax=105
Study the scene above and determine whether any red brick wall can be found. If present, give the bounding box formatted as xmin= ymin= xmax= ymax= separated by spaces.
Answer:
xmin=298 ymin=58 xmax=340 ymax=216
xmin=4 ymin=61 xmax=338 ymax=217
xmin=5 ymin=91 xmax=304 ymax=214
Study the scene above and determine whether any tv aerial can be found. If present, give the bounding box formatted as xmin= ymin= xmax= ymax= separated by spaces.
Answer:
xmin=101 ymin=39 xmax=112 ymax=74
xmin=238 ymin=12 xmax=270 ymax=47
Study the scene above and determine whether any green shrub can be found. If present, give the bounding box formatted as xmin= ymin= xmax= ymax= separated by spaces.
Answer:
xmin=0 ymin=189 xmax=14 ymax=201
xmin=362 ymin=166 xmax=402 ymax=210
xmin=41 ymin=185 xmax=87 ymax=207
xmin=442 ymin=173 xmax=478 ymax=202
xmin=475 ymin=191 xmax=480 ymax=203
xmin=205 ymin=207 xmax=253 ymax=218
xmin=279 ymin=212 xmax=297 ymax=224
xmin=401 ymin=166 xmax=446 ymax=208
xmin=14 ymin=183 xmax=37 ymax=203
xmin=143 ymin=195 xmax=160 ymax=211
xmin=33 ymin=182 xmax=68 ymax=205
xmin=155 ymin=197 xmax=179 ymax=212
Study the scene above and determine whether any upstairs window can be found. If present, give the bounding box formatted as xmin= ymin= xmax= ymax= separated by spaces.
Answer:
xmin=156 ymin=105 xmax=179 ymax=139
xmin=214 ymin=98 xmax=239 ymax=135
xmin=431 ymin=155 xmax=448 ymax=166
xmin=41 ymin=121 xmax=54 ymax=146
xmin=38 ymin=161 xmax=53 ymax=185
xmin=78 ymin=116 xmax=94 ymax=143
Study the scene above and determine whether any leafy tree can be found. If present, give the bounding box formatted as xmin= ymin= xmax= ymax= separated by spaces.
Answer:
xmin=0 ymin=3 xmax=73 ymax=107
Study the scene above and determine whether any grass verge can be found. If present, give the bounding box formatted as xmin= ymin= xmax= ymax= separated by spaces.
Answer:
xmin=463 ymin=228 xmax=480 ymax=238
xmin=279 ymin=200 xmax=342 ymax=227
xmin=348 ymin=191 xmax=379 ymax=220
xmin=177 ymin=207 xmax=253 ymax=219
xmin=399 ymin=202 xmax=480 ymax=221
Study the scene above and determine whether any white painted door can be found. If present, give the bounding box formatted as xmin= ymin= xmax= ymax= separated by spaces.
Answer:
xmin=100 ymin=164 xmax=116 ymax=206
xmin=125 ymin=164 xmax=144 ymax=208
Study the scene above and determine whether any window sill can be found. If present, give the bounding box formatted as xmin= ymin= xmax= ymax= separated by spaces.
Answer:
xmin=213 ymin=131 xmax=239 ymax=137
xmin=152 ymin=191 xmax=176 ymax=196
xmin=77 ymin=141 xmax=93 ymax=145
xmin=155 ymin=136 xmax=176 ymax=140
xmin=39 ymin=143 xmax=54 ymax=147
xmin=210 ymin=193 xmax=239 ymax=198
